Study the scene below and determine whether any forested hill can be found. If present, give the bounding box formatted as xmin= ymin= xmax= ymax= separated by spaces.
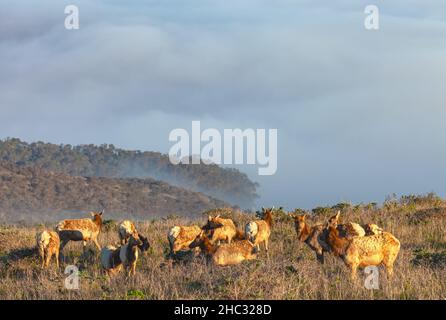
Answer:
xmin=0 ymin=161 xmax=228 ymax=222
xmin=0 ymin=138 xmax=258 ymax=207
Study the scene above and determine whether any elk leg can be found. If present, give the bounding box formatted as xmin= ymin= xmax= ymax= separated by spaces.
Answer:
xmin=55 ymin=250 xmax=60 ymax=269
xmin=59 ymin=239 xmax=69 ymax=262
xmin=126 ymin=266 xmax=132 ymax=278
xmin=45 ymin=252 xmax=52 ymax=268
xmin=93 ymin=238 xmax=101 ymax=251
xmin=350 ymin=263 xmax=358 ymax=280
xmin=386 ymin=265 xmax=394 ymax=279
xmin=39 ymin=248 xmax=45 ymax=269
xmin=316 ymin=252 xmax=324 ymax=264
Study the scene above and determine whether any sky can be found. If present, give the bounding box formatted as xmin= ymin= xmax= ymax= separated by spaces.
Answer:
xmin=1 ymin=1 xmax=446 ymax=209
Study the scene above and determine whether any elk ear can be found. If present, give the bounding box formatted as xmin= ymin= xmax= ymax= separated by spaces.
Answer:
xmin=90 ymin=212 xmax=95 ymax=217
xmin=303 ymin=214 xmax=308 ymax=220
xmin=99 ymin=210 xmax=103 ymax=216
xmin=335 ymin=210 xmax=340 ymax=220
xmin=215 ymin=214 xmax=220 ymax=219
xmin=208 ymin=215 xmax=212 ymax=221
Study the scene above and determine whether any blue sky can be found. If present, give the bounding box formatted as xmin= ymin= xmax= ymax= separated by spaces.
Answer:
xmin=1 ymin=1 xmax=446 ymax=209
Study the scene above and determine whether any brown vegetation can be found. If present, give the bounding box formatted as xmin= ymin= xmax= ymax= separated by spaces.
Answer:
xmin=0 ymin=161 xmax=228 ymax=222
xmin=0 ymin=138 xmax=258 ymax=206
xmin=0 ymin=194 xmax=445 ymax=299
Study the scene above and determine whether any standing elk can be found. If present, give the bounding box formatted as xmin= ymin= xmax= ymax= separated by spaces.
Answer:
xmin=292 ymin=214 xmax=330 ymax=264
xmin=36 ymin=230 xmax=60 ymax=269
xmin=326 ymin=214 xmax=401 ymax=280
xmin=56 ymin=211 xmax=103 ymax=257
xmin=118 ymin=220 xmax=138 ymax=245
xmin=120 ymin=234 xmax=143 ymax=277
xmin=245 ymin=208 xmax=273 ymax=254
xmin=101 ymin=234 xmax=143 ymax=277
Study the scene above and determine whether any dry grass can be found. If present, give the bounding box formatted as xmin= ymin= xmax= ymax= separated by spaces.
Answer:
xmin=0 ymin=205 xmax=445 ymax=300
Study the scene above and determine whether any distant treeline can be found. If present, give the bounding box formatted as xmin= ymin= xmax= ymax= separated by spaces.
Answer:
xmin=0 ymin=138 xmax=258 ymax=207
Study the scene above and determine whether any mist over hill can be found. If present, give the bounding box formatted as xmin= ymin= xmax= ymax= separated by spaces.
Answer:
xmin=0 ymin=161 xmax=228 ymax=223
xmin=0 ymin=138 xmax=258 ymax=207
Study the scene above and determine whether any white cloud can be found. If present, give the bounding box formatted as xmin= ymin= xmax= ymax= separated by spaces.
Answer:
xmin=0 ymin=1 xmax=446 ymax=207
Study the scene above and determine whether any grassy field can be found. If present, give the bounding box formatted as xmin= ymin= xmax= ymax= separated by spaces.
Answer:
xmin=0 ymin=196 xmax=445 ymax=300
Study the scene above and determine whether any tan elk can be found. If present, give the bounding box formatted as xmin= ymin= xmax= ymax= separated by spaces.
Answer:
xmin=326 ymin=214 xmax=401 ymax=280
xmin=364 ymin=223 xmax=384 ymax=235
xmin=292 ymin=211 xmax=375 ymax=264
xmin=36 ymin=230 xmax=60 ymax=269
xmin=167 ymin=225 xmax=202 ymax=254
xmin=189 ymin=231 xmax=258 ymax=266
xmin=327 ymin=211 xmax=366 ymax=238
xmin=56 ymin=211 xmax=103 ymax=256
xmin=118 ymin=220 xmax=138 ymax=245
xmin=101 ymin=234 xmax=143 ymax=277
xmin=244 ymin=208 xmax=273 ymax=254
xmin=203 ymin=215 xmax=243 ymax=244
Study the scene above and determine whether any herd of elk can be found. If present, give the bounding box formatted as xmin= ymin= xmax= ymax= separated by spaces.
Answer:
xmin=326 ymin=212 xmax=400 ymax=279
xmin=33 ymin=207 xmax=400 ymax=281
xmin=292 ymin=210 xmax=400 ymax=279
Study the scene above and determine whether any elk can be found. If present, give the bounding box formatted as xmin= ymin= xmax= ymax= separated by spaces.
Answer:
xmin=292 ymin=211 xmax=371 ymax=264
xmin=100 ymin=245 xmax=122 ymax=277
xmin=120 ymin=234 xmax=143 ymax=277
xmin=118 ymin=220 xmax=138 ymax=245
xmin=167 ymin=225 xmax=202 ymax=254
xmin=203 ymin=215 xmax=243 ymax=244
xmin=328 ymin=211 xmax=365 ymax=238
xmin=138 ymin=234 xmax=150 ymax=253
xmin=292 ymin=214 xmax=330 ymax=264
xmin=101 ymin=234 xmax=143 ymax=277
xmin=244 ymin=208 xmax=273 ymax=254
xmin=36 ymin=230 xmax=60 ymax=269
xmin=56 ymin=211 xmax=103 ymax=256
xmin=326 ymin=215 xmax=401 ymax=280
xmin=364 ymin=223 xmax=384 ymax=235
xmin=328 ymin=212 xmax=385 ymax=236
xmin=189 ymin=231 xmax=258 ymax=266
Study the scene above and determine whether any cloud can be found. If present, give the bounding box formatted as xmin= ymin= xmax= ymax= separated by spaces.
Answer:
xmin=1 ymin=1 xmax=446 ymax=208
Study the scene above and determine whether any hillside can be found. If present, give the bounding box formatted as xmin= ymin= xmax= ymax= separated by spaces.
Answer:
xmin=0 ymin=161 xmax=228 ymax=222
xmin=0 ymin=138 xmax=258 ymax=207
